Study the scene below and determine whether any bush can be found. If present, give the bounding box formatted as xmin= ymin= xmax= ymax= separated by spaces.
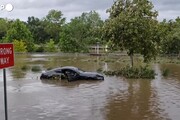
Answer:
xmin=34 ymin=45 xmax=45 ymax=52
xmin=103 ymin=65 xmax=155 ymax=79
xmin=45 ymin=39 xmax=57 ymax=52
xmin=13 ymin=40 xmax=27 ymax=52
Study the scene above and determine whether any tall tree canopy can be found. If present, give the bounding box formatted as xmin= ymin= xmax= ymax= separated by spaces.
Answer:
xmin=44 ymin=9 xmax=66 ymax=43
xmin=59 ymin=16 xmax=89 ymax=52
xmin=0 ymin=18 xmax=10 ymax=41
xmin=160 ymin=18 xmax=180 ymax=55
xmin=59 ymin=11 xmax=103 ymax=52
xmin=80 ymin=11 xmax=104 ymax=44
xmin=27 ymin=16 xmax=48 ymax=44
xmin=4 ymin=19 xmax=34 ymax=52
xmin=103 ymin=0 xmax=160 ymax=66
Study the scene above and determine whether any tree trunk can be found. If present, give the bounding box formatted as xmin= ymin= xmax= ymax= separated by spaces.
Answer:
xmin=130 ymin=54 xmax=134 ymax=67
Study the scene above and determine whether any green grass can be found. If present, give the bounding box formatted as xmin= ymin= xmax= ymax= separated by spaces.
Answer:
xmin=154 ymin=57 xmax=180 ymax=64
xmin=21 ymin=65 xmax=30 ymax=71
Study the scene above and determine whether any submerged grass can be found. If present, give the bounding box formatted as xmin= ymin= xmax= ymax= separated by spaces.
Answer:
xmin=21 ymin=65 xmax=30 ymax=71
xmin=162 ymin=68 xmax=170 ymax=77
xmin=31 ymin=66 xmax=41 ymax=72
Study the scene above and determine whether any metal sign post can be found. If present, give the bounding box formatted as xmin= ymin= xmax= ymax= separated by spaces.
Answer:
xmin=3 ymin=69 xmax=8 ymax=120
xmin=0 ymin=43 xmax=14 ymax=120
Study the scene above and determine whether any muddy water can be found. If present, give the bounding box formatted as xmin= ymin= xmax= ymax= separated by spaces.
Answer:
xmin=0 ymin=54 xmax=180 ymax=120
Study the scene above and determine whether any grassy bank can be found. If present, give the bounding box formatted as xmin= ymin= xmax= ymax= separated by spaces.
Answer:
xmin=103 ymin=65 xmax=155 ymax=79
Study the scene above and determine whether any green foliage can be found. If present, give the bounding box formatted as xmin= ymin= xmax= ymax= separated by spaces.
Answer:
xmin=59 ymin=24 xmax=88 ymax=53
xmin=0 ymin=18 xmax=10 ymax=40
xmin=4 ymin=7 xmax=180 ymax=56
xmin=154 ymin=57 xmax=180 ymax=64
xmin=80 ymin=11 xmax=104 ymax=45
xmin=13 ymin=40 xmax=27 ymax=52
xmin=1 ymin=10 xmax=103 ymax=53
xmin=4 ymin=19 xmax=34 ymax=52
xmin=161 ymin=18 xmax=180 ymax=55
xmin=34 ymin=44 xmax=45 ymax=52
xmin=103 ymin=0 xmax=160 ymax=66
xmin=27 ymin=10 xmax=66 ymax=45
xmin=45 ymin=9 xmax=65 ymax=24
xmin=27 ymin=16 xmax=49 ymax=44
xmin=165 ymin=38 xmax=180 ymax=54
xmin=59 ymin=11 xmax=103 ymax=53
xmin=44 ymin=9 xmax=66 ymax=43
xmin=45 ymin=39 xmax=57 ymax=52
xmin=104 ymin=65 xmax=155 ymax=79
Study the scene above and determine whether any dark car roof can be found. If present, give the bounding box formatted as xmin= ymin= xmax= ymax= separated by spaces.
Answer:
xmin=61 ymin=66 xmax=78 ymax=70
xmin=48 ymin=66 xmax=76 ymax=70
xmin=43 ymin=66 xmax=84 ymax=75
xmin=61 ymin=66 xmax=81 ymax=73
xmin=47 ymin=66 xmax=78 ymax=72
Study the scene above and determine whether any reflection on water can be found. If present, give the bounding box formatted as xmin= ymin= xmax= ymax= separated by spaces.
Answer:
xmin=0 ymin=54 xmax=180 ymax=120
xmin=105 ymin=78 xmax=166 ymax=120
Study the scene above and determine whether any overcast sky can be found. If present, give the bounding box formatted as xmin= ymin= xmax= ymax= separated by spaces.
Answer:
xmin=0 ymin=0 xmax=180 ymax=22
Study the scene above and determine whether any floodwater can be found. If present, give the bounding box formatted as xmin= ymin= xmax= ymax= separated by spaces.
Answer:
xmin=0 ymin=53 xmax=180 ymax=120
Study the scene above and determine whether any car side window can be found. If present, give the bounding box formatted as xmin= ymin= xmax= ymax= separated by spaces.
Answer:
xmin=55 ymin=70 xmax=62 ymax=73
xmin=65 ymin=70 xmax=77 ymax=77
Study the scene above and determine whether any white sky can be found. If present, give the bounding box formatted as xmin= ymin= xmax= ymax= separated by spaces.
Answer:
xmin=0 ymin=0 xmax=180 ymax=22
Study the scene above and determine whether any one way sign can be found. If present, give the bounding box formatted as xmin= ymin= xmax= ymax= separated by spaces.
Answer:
xmin=0 ymin=44 xmax=14 ymax=69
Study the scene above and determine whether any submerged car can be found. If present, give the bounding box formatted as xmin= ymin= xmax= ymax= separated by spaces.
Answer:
xmin=40 ymin=66 xmax=104 ymax=81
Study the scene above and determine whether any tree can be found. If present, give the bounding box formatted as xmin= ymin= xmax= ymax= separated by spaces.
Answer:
xmin=103 ymin=0 xmax=160 ymax=67
xmin=44 ymin=9 xmax=66 ymax=43
xmin=59 ymin=23 xmax=87 ymax=52
xmin=27 ymin=16 xmax=49 ymax=44
xmin=161 ymin=18 xmax=180 ymax=55
xmin=79 ymin=11 xmax=104 ymax=45
xmin=4 ymin=19 xmax=34 ymax=52
xmin=0 ymin=18 xmax=10 ymax=41
xmin=59 ymin=11 xmax=104 ymax=52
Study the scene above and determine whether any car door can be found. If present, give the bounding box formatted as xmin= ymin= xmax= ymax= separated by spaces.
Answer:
xmin=51 ymin=69 xmax=63 ymax=79
xmin=64 ymin=69 xmax=78 ymax=81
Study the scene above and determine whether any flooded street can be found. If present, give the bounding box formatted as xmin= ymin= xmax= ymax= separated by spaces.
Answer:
xmin=0 ymin=54 xmax=180 ymax=120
